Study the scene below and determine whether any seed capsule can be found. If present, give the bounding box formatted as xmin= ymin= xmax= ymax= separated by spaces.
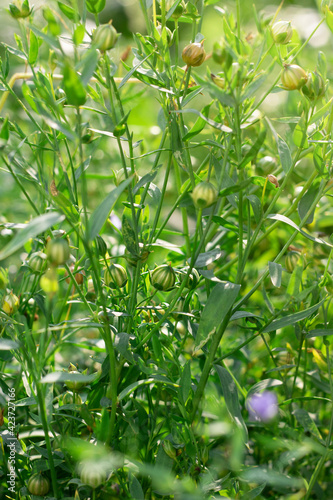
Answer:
xmin=302 ymin=71 xmax=326 ymax=100
xmin=281 ymin=64 xmax=308 ymax=91
xmin=28 ymin=251 xmax=47 ymax=273
xmin=93 ymin=22 xmax=118 ymax=51
xmin=182 ymin=41 xmax=206 ymax=67
xmin=179 ymin=266 xmax=200 ymax=289
xmin=80 ymin=463 xmax=106 ymax=488
xmin=27 ymin=473 xmax=50 ymax=496
xmin=46 ymin=238 xmax=70 ymax=266
xmin=9 ymin=0 xmax=31 ymax=19
xmin=104 ymin=263 xmax=128 ymax=289
xmin=211 ymin=73 xmax=225 ymax=89
xmin=150 ymin=264 xmax=176 ymax=291
xmin=191 ymin=181 xmax=218 ymax=209
xmin=285 ymin=251 xmax=300 ymax=272
xmin=271 ymin=21 xmax=293 ymax=45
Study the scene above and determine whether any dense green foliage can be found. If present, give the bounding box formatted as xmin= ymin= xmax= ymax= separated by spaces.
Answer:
xmin=1 ymin=0 xmax=333 ymax=499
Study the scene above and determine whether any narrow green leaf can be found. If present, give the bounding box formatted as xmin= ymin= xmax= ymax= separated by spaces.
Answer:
xmin=122 ymin=214 xmax=138 ymax=255
xmin=298 ymin=185 xmax=319 ymax=225
xmin=28 ymin=29 xmax=39 ymax=65
xmin=129 ymin=474 xmax=144 ymax=500
xmin=195 ymin=282 xmax=240 ymax=350
xmin=247 ymin=379 xmax=283 ymax=399
xmin=88 ymin=178 xmax=132 ymax=241
xmin=188 ymin=248 xmax=223 ymax=268
xmin=180 ymin=362 xmax=191 ymax=403
xmin=174 ymin=109 xmax=232 ymax=133
xmin=239 ymin=131 xmax=266 ymax=169
xmin=268 ymin=261 xmax=282 ymax=288
xmin=266 ymin=213 xmax=333 ymax=248
xmin=0 ymin=339 xmax=19 ymax=350
xmin=41 ymin=372 xmax=95 ymax=384
xmin=215 ymin=365 xmax=248 ymax=438
xmin=0 ymin=212 xmax=64 ymax=261
xmin=118 ymin=376 xmax=178 ymax=401
xmin=74 ymin=24 xmax=85 ymax=46
xmin=242 ymin=484 xmax=267 ymax=500
xmin=219 ymin=178 xmax=252 ymax=197
xmin=182 ymin=103 xmax=212 ymax=141
xmin=58 ymin=1 xmax=80 ymax=21
xmin=0 ymin=117 xmax=9 ymax=141
xmin=62 ymin=65 xmax=86 ymax=107
xmin=306 ymin=328 xmax=333 ymax=338
xmin=267 ymin=119 xmax=292 ymax=172
xmin=293 ymin=116 xmax=309 ymax=148
xmin=262 ymin=299 xmax=325 ymax=333
xmin=293 ymin=407 xmax=322 ymax=440
xmin=246 ymin=195 xmax=262 ymax=224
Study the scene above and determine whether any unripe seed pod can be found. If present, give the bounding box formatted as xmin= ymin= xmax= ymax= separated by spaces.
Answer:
xmin=95 ymin=235 xmax=108 ymax=257
xmin=212 ymin=40 xmax=232 ymax=68
xmin=2 ymin=293 xmax=19 ymax=315
xmin=182 ymin=41 xmax=206 ymax=67
xmin=176 ymin=321 xmax=186 ymax=336
xmin=40 ymin=268 xmax=59 ymax=296
xmin=166 ymin=0 xmax=186 ymax=19
xmin=80 ymin=463 xmax=106 ymax=489
xmin=104 ymin=263 xmax=128 ymax=289
xmin=46 ymin=238 xmax=70 ymax=266
xmin=271 ymin=21 xmax=293 ymax=44
xmin=281 ymin=64 xmax=308 ymax=91
xmin=93 ymin=22 xmax=118 ymax=51
xmin=27 ymin=473 xmax=50 ymax=496
xmin=285 ymin=251 xmax=300 ymax=272
xmin=191 ymin=181 xmax=218 ymax=209
xmin=28 ymin=251 xmax=47 ymax=273
xmin=150 ymin=264 xmax=176 ymax=291
xmin=302 ymin=71 xmax=326 ymax=100
xmin=179 ymin=266 xmax=200 ymax=289
xmin=65 ymin=265 xmax=85 ymax=285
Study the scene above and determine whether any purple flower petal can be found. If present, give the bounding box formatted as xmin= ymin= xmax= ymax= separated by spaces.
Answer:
xmin=246 ymin=391 xmax=278 ymax=422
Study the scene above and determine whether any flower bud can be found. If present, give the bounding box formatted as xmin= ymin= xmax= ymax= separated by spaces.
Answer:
xmin=301 ymin=71 xmax=326 ymax=100
xmin=65 ymin=365 xmax=89 ymax=391
xmin=182 ymin=41 xmax=206 ymax=67
xmin=150 ymin=264 xmax=176 ymax=291
xmin=9 ymin=0 xmax=31 ymax=19
xmin=65 ymin=265 xmax=85 ymax=285
xmin=191 ymin=181 xmax=218 ymax=209
xmin=166 ymin=0 xmax=186 ymax=19
xmin=267 ymin=174 xmax=279 ymax=188
xmin=156 ymin=25 xmax=174 ymax=47
xmin=271 ymin=21 xmax=293 ymax=44
xmin=104 ymin=263 xmax=128 ymax=289
xmin=2 ymin=292 xmax=19 ymax=315
xmin=93 ymin=22 xmax=118 ymax=51
xmin=281 ymin=64 xmax=308 ymax=91
xmin=285 ymin=251 xmax=300 ymax=273
xmin=28 ymin=251 xmax=47 ymax=273
xmin=95 ymin=235 xmax=107 ymax=257
xmin=211 ymin=73 xmax=225 ymax=89
xmin=46 ymin=237 xmax=70 ymax=266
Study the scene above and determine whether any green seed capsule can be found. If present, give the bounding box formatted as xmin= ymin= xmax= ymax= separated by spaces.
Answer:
xmin=104 ymin=263 xmax=128 ymax=289
xmin=80 ymin=463 xmax=106 ymax=489
xmin=179 ymin=267 xmax=200 ymax=289
xmin=182 ymin=41 xmax=206 ymax=67
xmin=46 ymin=238 xmax=70 ymax=266
xmin=302 ymin=71 xmax=326 ymax=100
xmin=150 ymin=264 xmax=176 ymax=291
xmin=271 ymin=21 xmax=293 ymax=44
xmin=28 ymin=251 xmax=47 ymax=273
xmin=93 ymin=22 xmax=118 ymax=51
xmin=9 ymin=0 xmax=31 ymax=19
xmin=281 ymin=64 xmax=308 ymax=90
xmin=191 ymin=181 xmax=218 ymax=209
xmin=285 ymin=251 xmax=300 ymax=273
xmin=27 ymin=473 xmax=50 ymax=496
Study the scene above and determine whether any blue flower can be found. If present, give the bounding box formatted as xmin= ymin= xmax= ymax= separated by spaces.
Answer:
xmin=246 ymin=391 xmax=278 ymax=422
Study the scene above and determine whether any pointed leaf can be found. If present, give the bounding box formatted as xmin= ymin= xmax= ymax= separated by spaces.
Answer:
xmin=88 ymin=178 xmax=132 ymax=240
xmin=262 ymin=299 xmax=325 ymax=333
xmin=0 ymin=212 xmax=64 ymax=262
xmin=268 ymin=261 xmax=282 ymax=288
